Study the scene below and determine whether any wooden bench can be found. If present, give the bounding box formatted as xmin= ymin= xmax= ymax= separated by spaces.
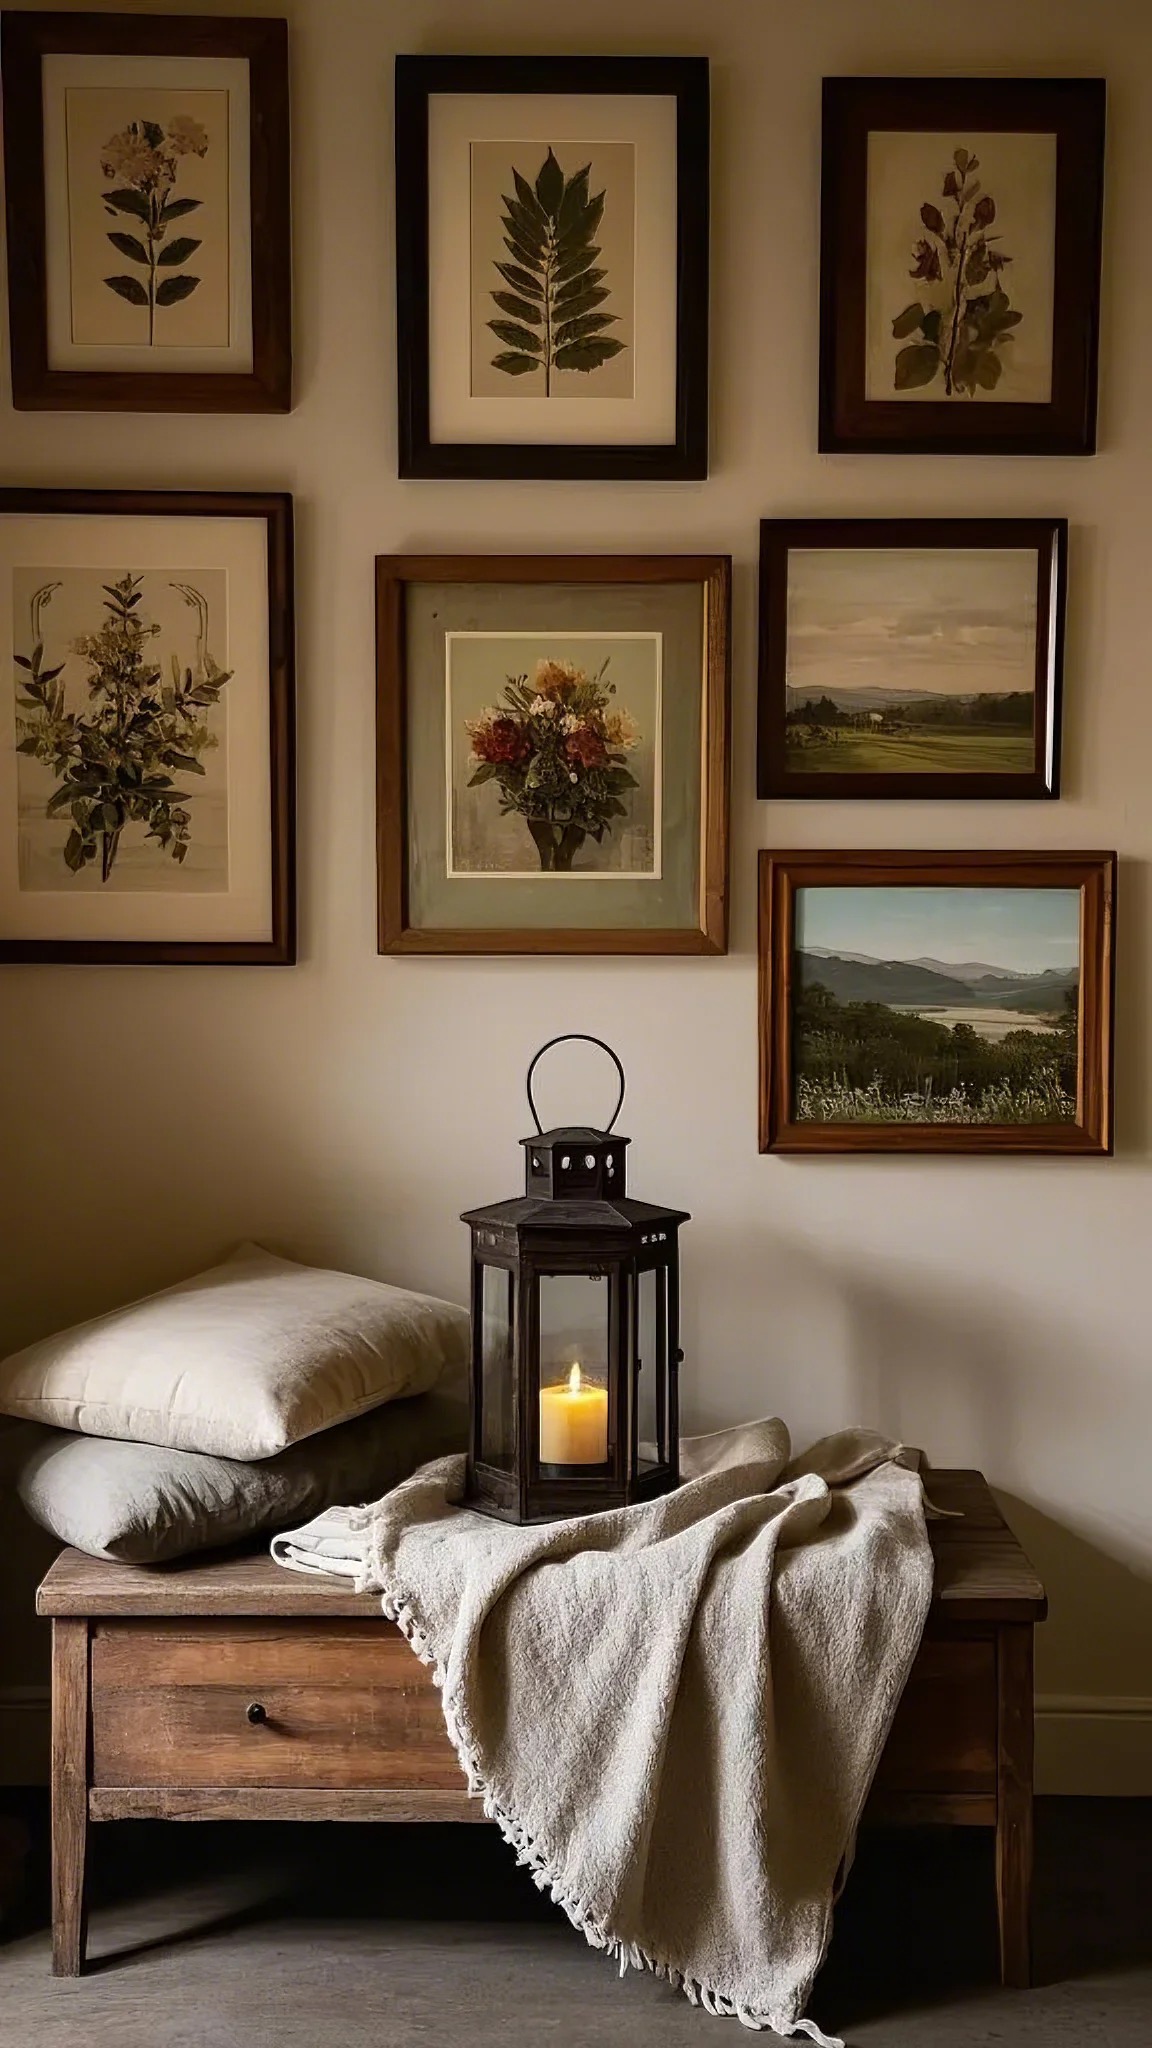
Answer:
xmin=37 ymin=1467 xmax=1045 ymax=1984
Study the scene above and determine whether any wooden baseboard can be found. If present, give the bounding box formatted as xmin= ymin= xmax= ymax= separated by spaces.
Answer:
xmin=1035 ymin=1695 xmax=1152 ymax=1795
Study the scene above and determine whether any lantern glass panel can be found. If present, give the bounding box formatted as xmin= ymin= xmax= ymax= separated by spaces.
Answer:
xmin=636 ymin=1264 xmax=669 ymax=1472
xmin=479 ymin=1263 xmax=515 ymax=1471
xmin=537 ymin=1272 xmax=611 ymax=1472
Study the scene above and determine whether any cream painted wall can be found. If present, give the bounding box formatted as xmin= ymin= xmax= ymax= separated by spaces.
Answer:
xmin=1 ymin=0 xmax=1151 ymax=1791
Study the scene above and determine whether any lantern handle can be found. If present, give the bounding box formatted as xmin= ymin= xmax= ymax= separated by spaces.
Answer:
xmin=525 ymin=1034 xmax=626 ymax=1138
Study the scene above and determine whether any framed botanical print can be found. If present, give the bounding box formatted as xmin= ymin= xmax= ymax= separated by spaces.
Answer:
xmin=819 ymin=77 xmax=1105 ymax=455
xmin=377 ymin=556 xmax=729 ymax=953
xmin=759 ymin=850 xmax=1115 ymax=1156
xmin=394 ymin=56 xmax=709 ymax=479
xmin=1 ymin=13 xmax=291 ymax=412
xmin=0 ymin=490 xmax=295 ymax=964
xmin=757 ymin=518 xmax=1066 ymax=801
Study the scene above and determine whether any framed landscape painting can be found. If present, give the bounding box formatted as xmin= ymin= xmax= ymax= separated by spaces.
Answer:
xmin=376 ymin=556 xmax=730 ymax=953
xmin=819 ymin=77 xmax=1105 ymax=455
xmin=757 ymin=518 xmax=1066 ymax=801
xmin=1 ymin=13 xmax=291 ymax=411
xmin=0 ymin=490 xmax=294 ymax=964
xmin=394 ymin=56 xmax=709 ymax=479
xmin=759 ymin=851 xmax=1115 ymax=1156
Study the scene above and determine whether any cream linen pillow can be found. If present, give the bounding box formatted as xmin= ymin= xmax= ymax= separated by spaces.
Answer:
xmin=0 ymin=1245 xmax=469 ymax=1460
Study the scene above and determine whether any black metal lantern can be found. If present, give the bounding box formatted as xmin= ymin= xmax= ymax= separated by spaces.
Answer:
xmin=462 ymin=1036 xmax=687 ymax=1524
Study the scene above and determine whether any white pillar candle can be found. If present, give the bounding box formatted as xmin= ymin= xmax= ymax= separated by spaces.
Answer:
xmin=539 ymin=1362 xmax=609 ymax=1465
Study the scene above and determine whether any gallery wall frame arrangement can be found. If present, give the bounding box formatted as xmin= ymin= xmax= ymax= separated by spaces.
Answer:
xmin=376 ymin=554 xmax=730 ymax=955
xmin=757 ymin=516 xmax=1067 ymax=801
xmin=759 ymin=850 xmax=1115 ymax=1157
xmin=1 ymin=12 xmax=292 ymax=412
xmin=394 ymin=55 xmax=710 ymax=480
xmin=0 ymin=488 xmax=295 ymax=965
xmin=819 ymin=76 xmax=1106 ymax=456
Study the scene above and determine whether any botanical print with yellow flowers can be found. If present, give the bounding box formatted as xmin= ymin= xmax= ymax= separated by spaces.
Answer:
xmin=449 ymin=635 xmax=660 ymax=876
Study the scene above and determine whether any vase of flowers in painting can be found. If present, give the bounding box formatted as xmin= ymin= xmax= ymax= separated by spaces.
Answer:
xmin=464 ymin=658 xmax=640 ymax=873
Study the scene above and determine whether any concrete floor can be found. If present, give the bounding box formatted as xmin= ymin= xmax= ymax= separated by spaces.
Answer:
xmin=0 ymin=1799 xmax=1148 ymax=2046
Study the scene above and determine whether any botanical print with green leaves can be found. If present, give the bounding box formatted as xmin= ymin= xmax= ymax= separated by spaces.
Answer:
xmin=15 ymin=575 xmax=230 ymax=884
xmin=100 ymin=116 xmax=209 ymax=342
xmin=892 ymin=147 xmax=1021 ymax=396
xmin=488 ymin=148 xmax=625 ymax=392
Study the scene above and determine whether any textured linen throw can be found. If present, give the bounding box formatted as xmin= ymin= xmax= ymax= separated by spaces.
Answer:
xmin=271 ymin=1420 xmax=933 ymax=2045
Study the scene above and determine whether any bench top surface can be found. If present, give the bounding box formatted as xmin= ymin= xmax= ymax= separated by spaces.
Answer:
xmin=36 ymin=1466 xmax=1046 ymax=1623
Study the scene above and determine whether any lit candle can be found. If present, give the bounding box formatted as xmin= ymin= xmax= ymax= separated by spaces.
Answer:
xmin=539 ymin=1362 xmax=609 ymax=1466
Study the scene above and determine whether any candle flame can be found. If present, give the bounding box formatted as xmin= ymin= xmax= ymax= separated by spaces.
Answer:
xmin=567 ymin=1362 xmax=582 ymax=1396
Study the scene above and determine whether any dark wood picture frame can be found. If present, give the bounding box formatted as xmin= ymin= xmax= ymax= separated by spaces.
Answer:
xmin=0 ymin=488 xmax=295 ymax=966
xmin=757 ymin=517 xmax=1067 ymax=802
xmin=394 ymin=55 xmax=709 ymax=480
xmin=759 ymin=850 xmax=1115 ymax=1156
xmin=819 ymin=77 xmax=1105 ymax=456
xmin=2 ymin=13 xmax=292 ymax=412
xmin=377 ymin=554 xmax=730 ymax=955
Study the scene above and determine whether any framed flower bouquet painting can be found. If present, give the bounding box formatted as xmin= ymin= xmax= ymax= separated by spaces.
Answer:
xmin=757 ymin=517 xmax=1066 ymax=801
xmin=819 ymin=77 xmax=1105 ymax=455
xmin=394 ymin=56 xmax=709 ymax=479
xmin=0 ymin=489 xmax=295 ymax=964
xmin=759 ymin=850 xmax=1115 ymax=1156
xmin=376 ymin=556 xmax=730 ymax=953
xmin=1 ymin=13 xmax=291 ymax=411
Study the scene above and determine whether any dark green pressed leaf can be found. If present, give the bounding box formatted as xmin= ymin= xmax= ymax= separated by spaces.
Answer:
xmin=553 ymin=243 xmax=601 ymax=286
xmin=468 ymin=763 xmax=499 ymax=785
xmin=155 ymin=274 xmax=201 ymax=307
xmin=157 ymin=236 xmax=202 ymax=267
xmin=13 ymin=653 xmax=30 ymax=669
xmin=973 ymin=349 xmax=1003 ymax=390
xmin=511 ymin=170 xmax=548 ymax=227
xmin=160 ymin=196 xmax=202 ymax=223
xmin=102 ymin=188 xmax=149 ymax=221
xmin=490 ymin=290 xmax=542 ymax=324
xmin=921 ymin=308 xmax=942 ymax=344
xmin=495 ymin=260 xmax=544 ymax=299
xmin=893 ymin=341 xmax=940 ymax=390
xmin=551 ymin=286 xmax=610 ymax=324
xmin=488 ymin=319 xmax=543 ymax=354
xmin=554 ymin=310 xmax=617 ymax=347
xmin=501 ymin=201 xmax=545 ymax=245
xmin=556 ymin=165 xmax=592 ymax=232
xmin=490 ymin=350 xmax=540 ymax=377
xmin=15 ymin=736 xmax=40 ymax=756
xmin=500 ymin=219 xmax=546 ymax=269
xmin=553 ymin=336 xmax=626 ymax=372
xmin=104 ymin=274 xmax=150 ymax=306
xmin=106 ymin=231 xmax=150 ymax=265
xmin=534 ymin=148 xmax=564 ymax=216
xmin=891 ymin=301 xmax=926 ymax=339
xmin=559 ymin=190 xmax=605 ymax=247
xmin=555 ymin=267 xmax=605 ymax=306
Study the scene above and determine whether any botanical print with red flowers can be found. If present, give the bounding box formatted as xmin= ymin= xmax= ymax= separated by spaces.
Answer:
xmin=447 ymin=635 xmax=660 ymax=876
xmin=864 ymin=130 xmax=1057 ymax=406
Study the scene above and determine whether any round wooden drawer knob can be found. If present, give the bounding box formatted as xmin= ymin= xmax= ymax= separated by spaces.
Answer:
xmin=246 ymin=1702 xmax=268 ymax=1725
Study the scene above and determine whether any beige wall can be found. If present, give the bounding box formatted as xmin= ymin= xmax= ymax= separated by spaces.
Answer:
xmin=2 ymin=0 xmax=1150 ymax=1791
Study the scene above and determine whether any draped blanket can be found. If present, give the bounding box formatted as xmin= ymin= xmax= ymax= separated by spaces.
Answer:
xmin=271 ymin=1421 xmax=933 ymax=2046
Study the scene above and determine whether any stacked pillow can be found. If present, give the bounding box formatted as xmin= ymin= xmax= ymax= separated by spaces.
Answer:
xmin=0 ymin=1244 xmax=470 ymax=1563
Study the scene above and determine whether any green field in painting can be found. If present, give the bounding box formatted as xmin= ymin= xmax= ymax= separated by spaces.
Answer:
xmin=785 ymin=729 xmax=1034 ymax=776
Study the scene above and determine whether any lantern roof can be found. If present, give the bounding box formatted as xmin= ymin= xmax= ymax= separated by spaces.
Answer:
xmin=523 ymin=1125 xmax=626 ymax=1148
xmin=462 ymin=1192 xmax=689 ymax=1235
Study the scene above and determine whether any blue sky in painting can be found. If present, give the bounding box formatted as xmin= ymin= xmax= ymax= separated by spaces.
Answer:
xmin=796 ymin=886 xmax=1080 ymax=974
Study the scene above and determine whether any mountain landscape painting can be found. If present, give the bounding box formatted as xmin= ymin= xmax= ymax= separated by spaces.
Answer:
xmin=793 ymin=884 xmax=1080 ymax=1125
xmin=782 ymin=543 xmax=1039 ymax=777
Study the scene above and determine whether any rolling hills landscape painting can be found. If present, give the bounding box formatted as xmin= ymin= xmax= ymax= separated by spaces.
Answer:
xmin=757 ymin=521 xmax=1066 ymax=801
xmin=793 ymin=884 xmax=1080 ymax=1125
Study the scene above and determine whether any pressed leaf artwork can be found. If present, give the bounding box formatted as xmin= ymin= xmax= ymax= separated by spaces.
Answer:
xmin=14 ymin=569 xmax=231 ymax=891
xmin=99 ymin=116 xmax=210 ymax=343
xmin=470 ymin=142 xmax=635 ymax=399
xmin=890 ymin=147 xmax=1022 ymax=396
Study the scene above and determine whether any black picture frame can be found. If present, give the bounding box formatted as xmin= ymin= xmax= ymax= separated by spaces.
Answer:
xmin=395 ymin=55 xmax=709 ymax=481
xmin=1 ymin=12 xmax=292 ymax=413
xmin=819 ymin=77 xmax=1105 ymax=456
xmin=0 ymin=489 xmax=295 ymax=965
xmin=757 ymin=517 xmax=1066 ymax=802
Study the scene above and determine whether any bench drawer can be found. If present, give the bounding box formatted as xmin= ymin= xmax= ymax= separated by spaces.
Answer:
xmin=873 ymin=1635 xmax=997 ymax=1795
xmin=91 ymin=1619 xmax=465 ymax=1791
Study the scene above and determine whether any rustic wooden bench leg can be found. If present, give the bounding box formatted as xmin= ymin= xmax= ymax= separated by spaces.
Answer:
xmin=51 ymin=1618 xmax=90 ymax=1977
xmin=995 ymin=1622 xmax=1034 ymax=1988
